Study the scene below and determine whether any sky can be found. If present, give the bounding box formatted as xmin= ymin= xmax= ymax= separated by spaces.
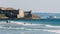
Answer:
xmin=0 ymin=0 xmax=60 ymax=13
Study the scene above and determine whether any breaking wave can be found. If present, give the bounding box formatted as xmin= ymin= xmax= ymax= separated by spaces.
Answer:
xmin=0 ymin=21 xmax=60 ymax=28
xmin=0 ymin=21 xmax=60 ymax=34
xmin=42 ymin=29 xmax=60 ymax=34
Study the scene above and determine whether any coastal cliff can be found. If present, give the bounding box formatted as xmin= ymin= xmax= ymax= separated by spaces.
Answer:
xmin=31 ymin=14 xmax=40 ymax=19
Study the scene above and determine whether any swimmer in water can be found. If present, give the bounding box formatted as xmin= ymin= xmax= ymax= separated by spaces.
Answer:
xmin=6 ymin=20 xmax=10 ymax=23
xmin=24 ymin=23 xmax=25 ymax=24
xmin=31 ymin=23 xmax=32 ymax=24
xmin=6 ymin=20 xmax=8 ymax=23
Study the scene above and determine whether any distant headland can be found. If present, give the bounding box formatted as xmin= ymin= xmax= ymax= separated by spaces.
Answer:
xmin=0 ymin=7 xmax=40 ymax=20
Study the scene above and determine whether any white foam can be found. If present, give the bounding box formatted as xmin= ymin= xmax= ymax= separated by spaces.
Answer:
xmin=45 ymin=25 xmax=60 ymax=28
xmin=27 ymin=29 xmax=41 ymax=30
xmin=0 ymin=21 xmax=42 ymax=26
xmin=0 ymin=26 xmax=4 ymax=28
xmin=10 ymin=21 xmax=41 ymax=26
xmin=0 ymin=26 xmax=40 ymax=30
xmin=0 ymin=22 xmax=60 ymax=34
xmin=0 ymin=26 xmax=25 ymax=30
xmin=1 ymin=21 xmax=60 ymax=29
xmin=42 ymin=29 xmax=60 ymax=34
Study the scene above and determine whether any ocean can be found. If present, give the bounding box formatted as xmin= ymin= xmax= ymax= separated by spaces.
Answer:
xmin=0 ymin=13 xmax=60 ymax=34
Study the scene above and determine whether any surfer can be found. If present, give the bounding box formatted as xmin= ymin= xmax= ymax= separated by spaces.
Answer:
xmin=6 ymin=20 xmax=10 ymax=23
xmin=31 ymin=23 xmax=32 ymax=24
xmin=6 ymin=20 xmax=8 ymax=23
xmin=24 ymin=23 xmax=25 ymax=24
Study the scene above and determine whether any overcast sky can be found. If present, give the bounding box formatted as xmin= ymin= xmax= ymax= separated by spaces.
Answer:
xmin=0 ymin=0 xmax=60 ymax=13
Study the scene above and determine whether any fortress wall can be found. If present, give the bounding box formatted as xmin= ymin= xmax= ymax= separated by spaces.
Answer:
xmin=17 ymin=9 xmax=24 ymax=18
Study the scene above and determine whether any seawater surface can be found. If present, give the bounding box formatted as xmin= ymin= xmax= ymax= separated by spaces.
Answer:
xmin=0 ymin=19 xmax=60 ymax=34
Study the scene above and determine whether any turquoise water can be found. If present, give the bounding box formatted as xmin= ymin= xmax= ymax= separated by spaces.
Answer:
xmin=10 ymin=19 xmax=60 ymax=26
xmin=0 ymin=13 xmax=60 ymax=34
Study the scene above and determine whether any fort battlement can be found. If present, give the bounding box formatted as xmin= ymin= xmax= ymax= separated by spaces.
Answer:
xmin=0 ymin=7 xmax=40 ymax=19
